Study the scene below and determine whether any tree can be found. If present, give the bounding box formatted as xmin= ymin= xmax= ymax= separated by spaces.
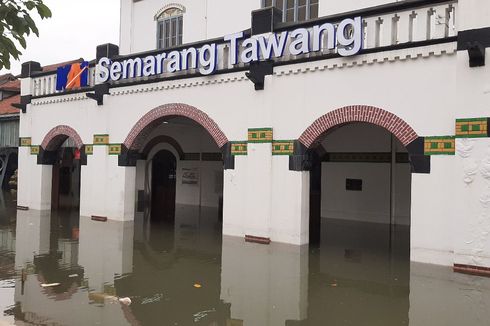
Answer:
xmin=0 ymin=0 xmax=52 ymax=70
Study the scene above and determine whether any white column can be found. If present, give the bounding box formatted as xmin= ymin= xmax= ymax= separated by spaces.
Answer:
xmin=17 ymin=148 xmax=52 ymax=211
xmin=271 ymin=156 xmax=310 ymax=245
xmin=80 ymin=146 xmax=136 ymax=221
xmin=410 ymin=157 xmax=456 ymax=266
xmin=244 ymin=142 xmax=273 ymax=239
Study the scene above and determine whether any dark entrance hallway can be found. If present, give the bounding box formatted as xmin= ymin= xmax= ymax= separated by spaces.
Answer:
xmin=151 ymin=150 xmax=177 ymax=223
xmin=308 ymin=123 xmax=412 ymax=247
xmin=51 ymin=146 xmax=81 ymax=212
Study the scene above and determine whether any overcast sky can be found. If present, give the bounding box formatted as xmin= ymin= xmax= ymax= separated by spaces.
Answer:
xmin=1 ymin=0 xmax=120 ymax=75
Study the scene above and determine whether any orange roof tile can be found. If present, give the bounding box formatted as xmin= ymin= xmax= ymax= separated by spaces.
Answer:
xmin=0 ymin=74 xmax=15 ymax=85
xmin=0 ymin=79 xmax=20 ymax=91
xmin=0 ymin=94 xmax=20 ymax=115
xmin=42 ymin=59 xmax=84 ymax=72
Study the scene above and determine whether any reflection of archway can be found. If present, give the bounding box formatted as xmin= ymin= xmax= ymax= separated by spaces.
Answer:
xmin=123 ymin=103 xmax=228 ymax=151
xmin=40 ymin=125 xmax=85 ymax=212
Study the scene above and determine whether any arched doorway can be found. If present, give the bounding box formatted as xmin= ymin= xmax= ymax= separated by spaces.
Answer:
xmin=124 ymin=104 xmax=228 ymax=252
xmin=297 ymin=106 xmax=419 ymax=325
xmin=39 ymin=126 xmax=85 ymax=239
xmin=298 ymin=105 xmax=418 ymax=249
xmin=51 ymin=140 xmax=82 ymax=212
xmin=308 ymin=122 xmax=412 ymax=248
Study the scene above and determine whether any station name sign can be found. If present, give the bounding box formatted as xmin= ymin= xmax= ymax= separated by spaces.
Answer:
xmin=96 ymin=16 xmax=362 ymax=83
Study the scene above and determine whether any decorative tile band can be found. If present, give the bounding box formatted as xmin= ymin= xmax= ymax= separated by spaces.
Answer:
xmin=248 ymin=128 xmax=273 ymax=143
xmin=108 ymin=144 xmax=122 ymax=155
xmin=30 ymin=146 xmax=40 ymax=155
xmin=93 ymin=134 xmax=109 ymax=145
xmin=231 ymin=142 xmax=248 ymax=155
xmin=85 ymin=145 xmax=94 ymax=155
xmin=424 ymin=136 xmax=455 ymax=155
xmin=20 ymin=137 xmax=32 ymax=147
xmin=272 ymin=140 xmax=294 ymax=155
xmin=456 ymin=118 xmax=489 ymax=138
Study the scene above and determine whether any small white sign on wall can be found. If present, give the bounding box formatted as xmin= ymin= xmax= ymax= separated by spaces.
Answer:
xmin=182 ymin=167 xmax=199 ymax=185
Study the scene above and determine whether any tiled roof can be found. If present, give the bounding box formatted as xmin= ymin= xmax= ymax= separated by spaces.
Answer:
xmin=0 ymin=74 xmax=15 ymax=86
xmin=0 ymin=79 xmax=20 ymax=91
xmin=0 ymin=94 xmax=20 ymax=115
xmin=42 ymin=58 xmax=84 ymax=72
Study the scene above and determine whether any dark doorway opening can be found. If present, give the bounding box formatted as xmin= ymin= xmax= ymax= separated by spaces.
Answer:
xmin=151 ymin=150 xmax=177 ymax=223
xmin=51 ymin=147 xmax=81 ymax=212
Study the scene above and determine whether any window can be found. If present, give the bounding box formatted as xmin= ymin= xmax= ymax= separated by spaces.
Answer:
xmin=156 ymin=7 xmax=183 ymax=49
xmin=262 ymin=0 xmax=319 ymax=22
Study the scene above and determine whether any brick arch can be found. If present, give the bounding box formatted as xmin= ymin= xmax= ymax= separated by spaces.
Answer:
xmin=41 ymin=125 xmax=84 ymax=150
xmin=298 ymin=105 xmax=418 ymax=148
xmin=123 ymin=103 xmax=229 ymax=151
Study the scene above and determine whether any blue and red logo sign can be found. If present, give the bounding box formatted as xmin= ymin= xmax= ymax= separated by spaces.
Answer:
xmin=56 ymin=61 xmax=89 ymax=91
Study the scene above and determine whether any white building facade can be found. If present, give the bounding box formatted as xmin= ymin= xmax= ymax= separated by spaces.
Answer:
xmin=16 ymin=0 xmax=490 ymax=273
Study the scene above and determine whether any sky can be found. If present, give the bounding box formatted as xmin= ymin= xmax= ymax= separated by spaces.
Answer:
xmin=1 ymin=0 xmax=120 ymax=75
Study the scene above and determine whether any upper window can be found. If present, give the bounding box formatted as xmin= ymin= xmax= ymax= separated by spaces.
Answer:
xmin=262 ymin=0 xmax=319 ymax=22
xmin=156 ymin=7 xmax=183 ymax=50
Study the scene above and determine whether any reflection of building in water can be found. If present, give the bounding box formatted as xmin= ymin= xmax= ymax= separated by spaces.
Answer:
xmin=221 ymin=236 xmax=308 ymax=325
xmin=409 ymin=263 xmax=490 ymax=326
xmin=9 ymin=209 xmax=490 ymax=325
xmin=13 ymin=211 xmax=134 ymax=326
xmin=78 ymin=217 xmax=134 ymax=293
xmin=115 ymin=206 xmax=230 ymax=325
xmin=303 ymin=220 xmax=410 ymax=325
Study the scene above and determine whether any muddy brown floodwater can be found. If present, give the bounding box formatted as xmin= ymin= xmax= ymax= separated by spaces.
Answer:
xmin=0 ymin=190 xmax=489 ymax=325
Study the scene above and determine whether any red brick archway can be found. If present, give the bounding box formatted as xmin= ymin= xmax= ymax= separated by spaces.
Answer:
xmin=123 ymin=103 xmax=229 ymax=151
xmin=41 ymin=125 xmax=84 ymax=150
xmin=298 ymin=105 xmax=418 ymax=148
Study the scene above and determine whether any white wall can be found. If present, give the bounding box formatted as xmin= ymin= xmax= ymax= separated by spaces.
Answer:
xmin=135 ymin=121 xmax=223 ymax=210
xmin=23 ymin=42 xmax=459 ymax=252
xmin=119 ymin=0 xmax=261 ymax=54
xmin=319 ymin=0 xmax=400 ymax=16
xmin=119 ymin=0 xmax=406 ymax=54
xmin=320 ymin=123 xmax=411 ymax=225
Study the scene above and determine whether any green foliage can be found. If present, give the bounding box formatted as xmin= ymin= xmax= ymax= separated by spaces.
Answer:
xmin=0 ymin=0 xmax=52 ymax=70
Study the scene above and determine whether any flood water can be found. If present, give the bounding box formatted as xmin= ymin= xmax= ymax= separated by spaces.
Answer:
xmin=0 ymin=191 xmax=490 ymax=325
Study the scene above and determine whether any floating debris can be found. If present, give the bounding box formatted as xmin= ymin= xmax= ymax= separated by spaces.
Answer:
xmin=141 ymin=293 xmax=163 ymax=305
xmin=193 ymin=309 xmax=216 ymax=322
xmin=118 ymin=297 xmax=132 ymax=305
xmin=193 ymin=283 xmax=202 ymax=288
xmin=41 ymin=283 xmax=60 ymax=288
xmin=68 ymin=274 xmax=79 ymax=278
